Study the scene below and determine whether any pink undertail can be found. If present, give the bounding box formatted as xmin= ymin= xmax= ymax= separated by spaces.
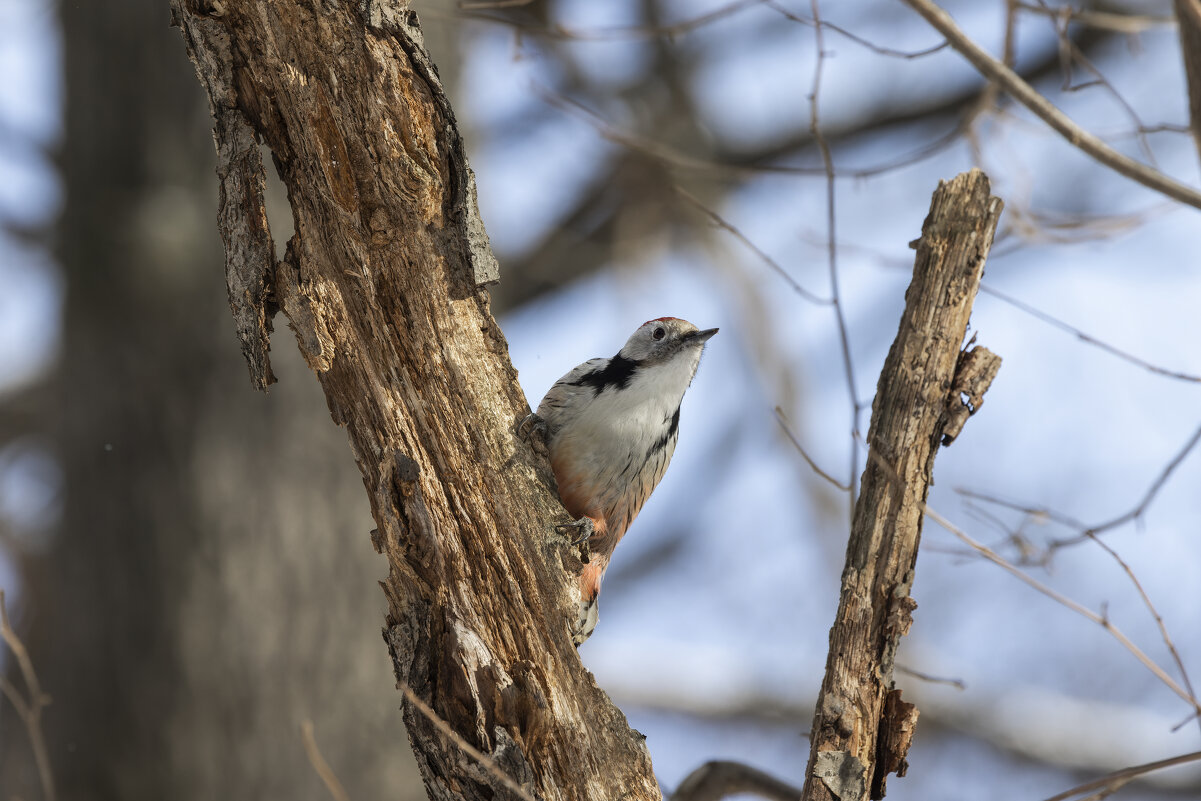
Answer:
xmin=578 ymin=556 xmax=609 ymax=603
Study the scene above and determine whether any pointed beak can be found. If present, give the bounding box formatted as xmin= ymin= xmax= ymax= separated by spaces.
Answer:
xmin=688 ymin=327 xmax=719 ymax=344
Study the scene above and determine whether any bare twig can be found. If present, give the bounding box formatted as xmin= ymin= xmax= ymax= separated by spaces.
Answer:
xmin=774 ymin=407 xmax=852 ymax=491
xmin=1055 ymin=422 xmax=1201 ymax=545
xmin=675 ymin=187 xmax=832 ymax=305
xmin=300 ymin=720 xmax=351 ymax=801
xmin=963 ymin=0 xmax=1018 ymax=164
xmin=673 ymin=760 xmax=803 ymax=801
xmin=399 ymin=683 xmax=539 ymax=801
xmin=1040 ymin=750 xmax=1201 ymax=801
xmin=808 ymin=0 xmax=860 ymax=519
xmin=1016 ymin=4 xmax=1174 ymax=34
xmin=921 ymin=506 xmax=1201 ymax=716
xmin=457 ymin=0 xmax=768 ymax=41
xmin=1033 ymin=0 xmax=1157 ymax=165
xmin=895 ymin=664 xmax=967 ymax=691
xmin=958 ymin=421 xmax=1201 ymax=561
xmin=765 ymin=1 xmax=949 ymax=59
xmin=534 ymin=82 xmax=966 ymax=182
xmin=532 ymin=86 xmax=818 ymax=178
xmin=979 ymin=283 xmax=1201 ymax=383
xmin=0 ymin=590 xmax=55 ymax=801
xmin=901 ymin=0 xmax=1201 ymax=210
xmin=1082 ymin=533 xmax=1201 ymax=738
xmin=607 ymin=653 xmax=1201 ymax=784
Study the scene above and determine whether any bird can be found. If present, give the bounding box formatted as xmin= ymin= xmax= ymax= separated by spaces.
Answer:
xmin=521 ymin=317 xmax=717 ymax=643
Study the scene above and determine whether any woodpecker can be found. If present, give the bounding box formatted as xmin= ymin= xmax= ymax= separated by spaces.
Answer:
xmin=522 ymin=317 xmax=717 ymax=644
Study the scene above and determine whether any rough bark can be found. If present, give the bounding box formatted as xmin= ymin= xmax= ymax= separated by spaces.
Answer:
xmin=170 ymin=2 xmax=658 ymax=800
xmin=800 ymin=169 xmax=1003 ymax=801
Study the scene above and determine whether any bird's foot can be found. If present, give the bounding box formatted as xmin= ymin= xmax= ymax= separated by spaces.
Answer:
xmin=556 ymin=517 xmax=595 ymax=546
xmin=516 ymin=412 xmax=549 ymax=457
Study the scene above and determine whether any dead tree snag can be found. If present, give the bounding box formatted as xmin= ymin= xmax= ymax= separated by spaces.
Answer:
xmin=801 ymin=168 xmax=1003 ymax=801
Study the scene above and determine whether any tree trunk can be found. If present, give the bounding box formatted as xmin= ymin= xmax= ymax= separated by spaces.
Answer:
xmin=800 ymin=169 xmax=1003 ymax=801
xmin=171 ymin=2 xmax=660 ymax=799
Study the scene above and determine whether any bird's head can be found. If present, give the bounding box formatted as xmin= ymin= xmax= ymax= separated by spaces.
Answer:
xmin=619 ymin=317 xmax=718 ymax=365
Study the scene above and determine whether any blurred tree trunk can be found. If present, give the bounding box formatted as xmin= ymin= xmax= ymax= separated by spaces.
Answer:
xmin=3 ymin=1 xmax=420 ymax=799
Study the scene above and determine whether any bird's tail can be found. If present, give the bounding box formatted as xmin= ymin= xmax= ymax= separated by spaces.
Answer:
xmin=572 ymin=558 xmax=607 ymax=645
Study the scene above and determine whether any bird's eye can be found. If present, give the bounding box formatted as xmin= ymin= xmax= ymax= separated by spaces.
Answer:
xmin=652 ymin=327 xmax=666 ymax=341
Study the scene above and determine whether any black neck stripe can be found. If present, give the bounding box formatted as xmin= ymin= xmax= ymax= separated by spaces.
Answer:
xmin=572 ymin=353 xmax=640 ymax=394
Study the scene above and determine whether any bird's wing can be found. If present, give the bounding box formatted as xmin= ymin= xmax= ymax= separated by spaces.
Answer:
xmin=536 ymin=358 xmax=607 ymax=432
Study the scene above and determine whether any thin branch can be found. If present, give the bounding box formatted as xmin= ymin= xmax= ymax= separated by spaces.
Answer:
xmin=533 ymin=80 xmax=967 ymax=182
xmin=774 ymin=406 xmax=852 ymax=491
xmin=1040 ymin=750 xmax=1201 ymax=801
xmin=958 ymin=421 xmax=1201 ymax=563
xmin=895 ymin=664 xmax=967 ymax=691
xmin=674 ymin=187 xmax=831 ymax=305
xmin=978 ymin=283 xmax=1201 ymax=383
xmin=1033 ymin=0 xmax=1157 ymax=165
xmin=809 ymin=0 xmax=860 ymax=518
xmin=399 ymin=683 xmax=539 ymax=801
xmin=961 ymin=500 xmax=1047 ymax=566
xmin=901 ymin=0 xmax=1201 ymax=210
xmin=1082 ymin=533 xmax=1201 ymax=738
xmin=0 ymin=674 xmax=31 ymax=720
xmin=993 ymin=202 xmax=1173 ymax=248
xmin=954 ymin=487 xmax=1088 ymax=534
xmin=609 ymin=661 xmax=1201 ymax=783
xmin=532 ymin=86 xmax=813 ymax=177
xmin=1016 ymin=3 xmax=1175 ymax=35
xmin=300 ymin=720 xmax=351 ymax=801
xmin=0 ymin=590 xmax=55 ymax=801
xmin=963 ymin=0 xmax=1018 ymax=165
xmin=1055 ymin=421 xmax=1201 ymax=545
xmin=457 ymin=0 xmax=769 ymax=42
xmin=765 ymin=1 xmax=949 ymax=59
xmin=921 ymin=506 xmax=1201 ymax=716
xmin=672 ymin=760 xmax=803 ymax=801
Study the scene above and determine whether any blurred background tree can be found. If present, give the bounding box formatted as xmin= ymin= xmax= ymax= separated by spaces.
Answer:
xmin=1 ymin=1 xmax=1199 ymax=800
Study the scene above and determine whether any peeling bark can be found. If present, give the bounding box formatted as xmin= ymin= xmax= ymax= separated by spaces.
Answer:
xmin=171 ymin=2 xmax=658 ymax=799
xmin=800 ymin=169 xmax=1004 ymax=801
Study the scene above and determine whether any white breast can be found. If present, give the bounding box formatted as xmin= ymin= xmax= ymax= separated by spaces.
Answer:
xmin=540 ymin=348 xmax=702 ymax=533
